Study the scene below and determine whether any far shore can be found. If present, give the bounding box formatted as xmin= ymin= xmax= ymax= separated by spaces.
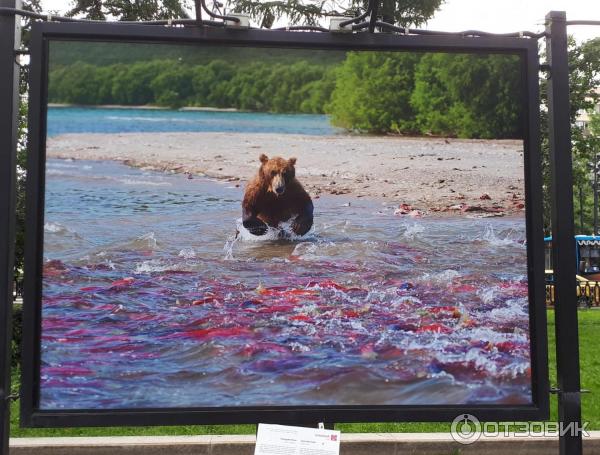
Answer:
xmin=47 ymin=132 xmax=526 ymax=217
xmin=47 ymin=103 xmax=240 ymax=112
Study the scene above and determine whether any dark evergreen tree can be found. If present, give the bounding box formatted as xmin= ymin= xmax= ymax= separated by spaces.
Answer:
xmin=62 ymin=0 xmax=442 ymax=27
xmin=67 ymin=0 xmax=190 ymax=21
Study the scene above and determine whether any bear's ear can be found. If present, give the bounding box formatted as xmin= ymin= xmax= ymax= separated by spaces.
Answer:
xmin=259 ymin=154 xmax=269 ymax=164
xmin=288 ymin=157 xmax=297 ymax=166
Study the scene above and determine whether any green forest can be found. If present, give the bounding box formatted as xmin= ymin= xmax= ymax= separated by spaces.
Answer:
xmin=48 ymin=43 xmax=522 ymax=138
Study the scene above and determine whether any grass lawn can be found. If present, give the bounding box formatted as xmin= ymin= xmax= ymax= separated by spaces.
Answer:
xmin=8 ymin=309 xmax=600 ymax=437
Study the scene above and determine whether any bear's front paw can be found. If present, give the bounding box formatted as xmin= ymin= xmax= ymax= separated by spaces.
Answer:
xmin=292 ymin=215 xmax=313 ymax=236
xmin=243 ymin=218 xmax=268 ymax=236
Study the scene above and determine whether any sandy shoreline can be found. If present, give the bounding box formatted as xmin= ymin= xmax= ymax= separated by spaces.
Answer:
xmin=47 ymin=132 xmax=526 ymax=216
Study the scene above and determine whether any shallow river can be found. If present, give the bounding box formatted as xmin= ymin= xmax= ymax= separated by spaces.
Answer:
xmin=41 ymin=158 xmax=531 ymax=409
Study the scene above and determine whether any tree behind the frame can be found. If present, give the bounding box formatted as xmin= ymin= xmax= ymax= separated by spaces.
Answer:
xmin=64 ymin=0 xmax=444 ymax=27
xmin=540 ymin=37 xmax=600 ymax=235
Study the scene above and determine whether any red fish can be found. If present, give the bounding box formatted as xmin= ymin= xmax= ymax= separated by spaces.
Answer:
xmin=308 ymin=279 xmax=347 ymax=291
xmin=184 ymin=327 xmax=253 ymax=340
xmin=290 ymin=314 xmax=312 ymax=322
xmin=110 ymin=277 xmax=135 ymax=288
xmin=192 ymin=296 xmax=219 ymax=305
xmin=495 ymin=341 xmax=521 ymax=353
xmin=79 ymin=286 xmax=104 ymax=292
xmin=377 ymin=347 xmax=406 ymax=360
xmin=451 ymin=284 xmax=477 ymax=293
xmin=342 ymin=310 xmax=360 ymax=318
xmin=257 ymin=305 xmax=295 ymax=314
xmin=429 ymin=306 xmax=461 ymax=318
xmin=240 ymin=342 xmax=290 ymax=357
xmin=44 ymin=366 xmax=93 ymax=376
xmin=258 ymin=287 xmax=317 ymax=297
xmin=417 ymin=323 xmax=453 ymax=334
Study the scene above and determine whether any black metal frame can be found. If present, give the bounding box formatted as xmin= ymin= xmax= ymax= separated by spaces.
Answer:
xmin=0 ymin=0 xmax=20 ymax=452
xmin=545 ymin=11 xmax=583 ymax=455
xmin=18 ymin=22 xmax=549 ymax=428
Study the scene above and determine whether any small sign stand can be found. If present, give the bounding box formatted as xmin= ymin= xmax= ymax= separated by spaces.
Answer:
xmin=255 ymin=422 xmax=340 ymax=455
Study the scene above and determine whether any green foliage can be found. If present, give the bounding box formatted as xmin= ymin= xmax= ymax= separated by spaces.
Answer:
xmin=48 ymin=59 xmax=337 ymax=112
xmin=12 ymin=305 xmax=22 ymax=368
xmin=540 ymin=37 xmax=600 ymax=235
xmin=67 ymin=0 xmax=190 ymax=21
xmin=150 ymin=64 xmax=195 ymax=108
xmin=48 ymin=49 xmax=524 ymax=138
xmin=49 ymin=62 xmax=115 ymax=105
xmin=62 ymin=0 xmax=444 ymax=31
xmin=110 ymin=61 xmax=163 ymax=105
xmin=591 ymin=113 xmax=600 ymax=137
xmin=327 ymin=51 xmax=520 ymax=138
xmin=328 ymin=52 xmax=420 ymax=133
xmin=48 ymin=41 xmax=346 ymax=68
xmin=411 ymin=53 xmax=522 ymax=139
xmin=14 ymin=70 xmax=28 ymax=284
xmin=368 ymin=0 xmax=443 ymax=26
xmin=231 ymin=0 xmax=443 ymax=29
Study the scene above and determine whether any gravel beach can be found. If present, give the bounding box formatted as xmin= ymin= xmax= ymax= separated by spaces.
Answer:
xmin=47 ymin=132 xmax=526 ymax=216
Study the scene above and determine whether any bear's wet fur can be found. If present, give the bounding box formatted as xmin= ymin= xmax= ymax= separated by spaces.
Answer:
xmin=242 ymin=154 xmax=313 ymax=236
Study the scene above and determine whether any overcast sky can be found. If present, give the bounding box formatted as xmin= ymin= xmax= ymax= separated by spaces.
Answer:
xmin=425 ymin=0 xmax=599 ymax=43
xmin=41 ymin=0 xmax=599 ymax=42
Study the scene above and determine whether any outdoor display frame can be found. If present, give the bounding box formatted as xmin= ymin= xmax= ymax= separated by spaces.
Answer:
xmin=20 ymin=21 xmax=549 ymax=428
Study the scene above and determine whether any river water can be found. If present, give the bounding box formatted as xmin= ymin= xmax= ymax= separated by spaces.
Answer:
xmin=40 ymin=107 xmax=532 ymax=409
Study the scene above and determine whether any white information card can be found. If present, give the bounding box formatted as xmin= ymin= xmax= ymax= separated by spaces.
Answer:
xmin=254 ymin=423 xmax=341 ymax=455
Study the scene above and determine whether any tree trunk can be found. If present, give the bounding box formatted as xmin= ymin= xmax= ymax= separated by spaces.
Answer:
xmin=381 ymin=0 xmax=395 ymax=24
xmin=194 ymin=0 xmax=202 ymax=22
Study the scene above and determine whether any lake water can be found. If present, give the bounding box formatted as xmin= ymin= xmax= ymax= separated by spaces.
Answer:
xmin=40 ymin=108 xmax=532 ymax=409
xmin=47 ymin=106 xmax=341 ymax=137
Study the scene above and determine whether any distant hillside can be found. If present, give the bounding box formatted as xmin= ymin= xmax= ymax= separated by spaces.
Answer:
xmin=48 ymin=40 xmax=346 ymax=69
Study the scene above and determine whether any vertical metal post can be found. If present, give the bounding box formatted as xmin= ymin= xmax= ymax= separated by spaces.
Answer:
xmin=545 ymin=10 xmax=583 ymax=455
xmin=0 ymin=0 xmax=21 ymax=453
xmin=381 ymin=0 xmax=394 ymax=25
xmin=194 ymin=0 xmax=203 ymax=23
xmin=579 ymin=186 xmax=584 ymax=233
xmin=595 ymin=154 xmax=599 ymax=235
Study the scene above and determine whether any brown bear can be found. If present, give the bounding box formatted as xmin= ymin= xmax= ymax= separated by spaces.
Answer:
xmin=242 ymin=154 xmax=313 ymax=236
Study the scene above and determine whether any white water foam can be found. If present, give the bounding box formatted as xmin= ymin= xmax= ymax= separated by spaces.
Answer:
xmin=479 ymin=224 xmax=525 ymax=247
xmin=178 ymin=248 xmax=196 ymax=259
xmin=133 ymin=232 xmax=158 ymax=250
xmin=402 ymin=222 xmax=425 ymax=240
xmin=234 ymin=218 xmax=314 ymax=242
xmin=44 ymin=222 xmax=66 ymax=233
xmin=134 ymin=259 xmax=174 ymax=274
xmin=418 ymin=269 xmax=460 ymax=285
xmin=118 ymin=178 xmax=171 ymax=186
xmin=44 ymin=222 xmax=81 ymax=238
xmin=106 ymin=116 xmax=196 ymax=123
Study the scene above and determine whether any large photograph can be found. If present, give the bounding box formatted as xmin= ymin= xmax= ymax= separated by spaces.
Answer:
xmin=39 ymin=40 xmax=532 ymax=409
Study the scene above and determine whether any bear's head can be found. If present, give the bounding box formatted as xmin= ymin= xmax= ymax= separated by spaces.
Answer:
xmin=258 ymin=154 xmax=296 ymax=197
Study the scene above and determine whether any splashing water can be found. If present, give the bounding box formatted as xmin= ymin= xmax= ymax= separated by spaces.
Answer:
xmin=40 ymin=158 xmax=532 ymax=409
